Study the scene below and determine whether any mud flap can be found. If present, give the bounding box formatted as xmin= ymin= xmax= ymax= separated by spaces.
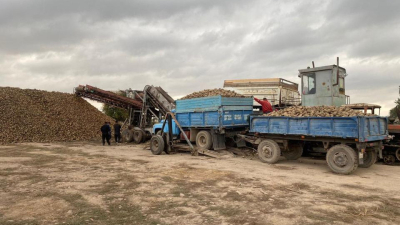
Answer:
xmin=358 ymin=151 xmax=364 ymax=165
xmin=211 ymin=132 xmax=226 ymax=150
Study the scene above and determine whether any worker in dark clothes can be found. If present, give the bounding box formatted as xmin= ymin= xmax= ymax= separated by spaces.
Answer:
xmin=254 ymin=97 xmax=273 ymax=114
xmin=100 ymin=122 xmax=111 ymax=146
xmin=114 ymin=120 xmax=122 ymax=143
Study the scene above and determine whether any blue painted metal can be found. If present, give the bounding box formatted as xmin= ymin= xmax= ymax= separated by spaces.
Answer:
xmin=152 ymin=119 xmax=179 ymax=135
xmin=176 ymin=110 xmax=253 ymax=129
xmin=175 ymin=96 xmax=253 ymax=129
xmin=250 ymin=116 xmax=388 ymax=142
xmin=176 ymin=96 xmax=253 ymax=113
xmin=153 ymin=96 xmax=253 ymax=135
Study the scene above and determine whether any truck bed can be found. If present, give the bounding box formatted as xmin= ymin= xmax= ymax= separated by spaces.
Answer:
xmin=175 ymin=96 xmax=253 ymax=129
xmin=250 ymin=116 xmax=388 ymax=142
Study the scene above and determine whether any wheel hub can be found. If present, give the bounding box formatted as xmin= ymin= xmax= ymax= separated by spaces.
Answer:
xmin=262 ymin=145 xmax=273 ymax=158
xmin=153 ymin=140 xmax=159 ymax=148
xmin=200 ymin=136 xmax=206 ymax=145
xmin=333 ymin=152 xmax=348 ymax=167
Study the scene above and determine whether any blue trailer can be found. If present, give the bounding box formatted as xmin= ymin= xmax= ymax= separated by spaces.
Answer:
xmin=243 ymin=115 xmax=389 ymax=174
xmin=151 ymin=96 xmax=253 ymax=153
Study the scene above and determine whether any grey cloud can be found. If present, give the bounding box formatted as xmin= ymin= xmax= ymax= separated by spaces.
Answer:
xmin=0 ymin=0 xmax=255 ymax=25
xmin=0 ymin=0 xmax=400 ymax=115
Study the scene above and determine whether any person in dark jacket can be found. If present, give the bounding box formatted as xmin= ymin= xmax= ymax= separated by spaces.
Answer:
xmin=100 ymin=122 xmax=111 ymax=146
xmin=114 ymin=120 xmax=122 ymax=143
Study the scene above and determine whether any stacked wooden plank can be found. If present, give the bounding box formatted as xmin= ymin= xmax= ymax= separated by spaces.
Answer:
xmin=0 ymin=87 xmax=114 ymax=144
xmin=180 ymin=88 xmax=244 ymax=100
xmin=266 ymin=106 xmax=374 ymax=117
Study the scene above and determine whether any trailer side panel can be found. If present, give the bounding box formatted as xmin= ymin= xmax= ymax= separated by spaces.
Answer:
xmin=250 ymin=116 xmax=388 ymax=142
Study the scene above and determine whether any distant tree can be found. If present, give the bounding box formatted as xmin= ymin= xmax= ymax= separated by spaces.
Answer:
xmin=102 ymin=90 xmax=129 ymax=122
xmin=389 ymin=98 xmax=400 ymax=119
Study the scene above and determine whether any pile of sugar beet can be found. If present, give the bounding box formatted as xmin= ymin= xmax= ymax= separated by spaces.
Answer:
xmin=266 ymin=106 xmax=374 ymax=117
xmin=180 ymin=88 xmax=245 ymax=100
xmin=0 ymin=87 xmax=114 ymax=144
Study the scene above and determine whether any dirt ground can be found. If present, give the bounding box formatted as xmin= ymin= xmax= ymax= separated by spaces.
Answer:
xmin=0 ymin=141 xmax=399 ymax=225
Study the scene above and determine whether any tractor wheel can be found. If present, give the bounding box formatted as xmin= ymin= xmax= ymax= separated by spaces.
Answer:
xmin=133 ymin=130 xmax=144 ymax=144
xmin=150 ymin=135 xmax=164 ymax=155
xmin=196 ymin=131 xmax=213 ymax=150
xmin=359 ymin=150 xmax=377 ymax=168
xmin=257 ymin=139 xmax=281 ymax=164
xmin=282 ymin=143 xmax=303 ymax=160
xmin=122 ymin=129 xmax=134 ymax=143
xmin=326 ymin=144 xmax=358 ymax=175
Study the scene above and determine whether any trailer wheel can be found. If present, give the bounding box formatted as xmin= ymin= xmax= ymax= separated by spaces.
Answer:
xmin=326 ymin=144 xmax=358 ymax=175
xmin=150 ymin=135 xmax=164 ymax=155
xmin=122 ymin=129 xmax=134 ymax=143
xmin=396 ymin=148 xmax=400 ymax=161
xmin=196 ymin=131 xmax=213 ymax=150
xmin=359 ymin=150 xmax=377 ymax=168
xmin=282 ymin=144 xmax=303 ymax=160
xmin=383 ymin=155 xmax=396 ymax=165
xmin=257 ymin=139 xmax=281 ymax=164
xmin=133 ymin=130 xmax=144 ymax=143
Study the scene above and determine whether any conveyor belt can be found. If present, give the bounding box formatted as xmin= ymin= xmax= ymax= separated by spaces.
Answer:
xmin=74 ymin=85 xmax=143 ymax=110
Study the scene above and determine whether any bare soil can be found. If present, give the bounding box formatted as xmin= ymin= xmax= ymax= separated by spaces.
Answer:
xmin=0 ymin=142 xmax=399 ymax=225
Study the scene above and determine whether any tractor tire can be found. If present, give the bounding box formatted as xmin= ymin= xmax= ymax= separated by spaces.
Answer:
xmin=257 ymin=139 xmax=281 ymax=164
xmin=359 ymin=150 xmax=377 ymax=168
xmin=122 ymin=129 xmax=134 ymax=143
xmin=282 ymin=143 xmax=303 ymax=160
xmin=150 ymin=135 xmax=164 ymax=155
xmin=133 ymin=130 xmax=144 ymax=144
xmin=196 ymin=130 xmax=213 ymax=150
xmin=326 ymin=144 xmax=358 ymax=175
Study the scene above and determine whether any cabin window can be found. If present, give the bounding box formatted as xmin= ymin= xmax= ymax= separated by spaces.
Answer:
xmin=339 ymin=77 xmax=345 ymax=93
xmin=302 ymin=73 xmax=316 ymax=95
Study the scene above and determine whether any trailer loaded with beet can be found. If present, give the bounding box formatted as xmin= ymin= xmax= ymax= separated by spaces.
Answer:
xmin=239 ymin=115 xmax=389 ymax=174
xmin=150 ymin=95 xmax=253 ymax=156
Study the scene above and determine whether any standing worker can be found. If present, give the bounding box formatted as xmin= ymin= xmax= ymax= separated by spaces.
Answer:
xmin=114 ymin=120 xmax=122 ymax=143
xmin=254 ymin=97 xmax=273 ymax=114
xmin=100 ymin=121 xmax=111 ymax=146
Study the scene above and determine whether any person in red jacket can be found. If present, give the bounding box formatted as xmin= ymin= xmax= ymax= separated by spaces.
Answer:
xmin=254 ymin=97 xmax=273 ymax=113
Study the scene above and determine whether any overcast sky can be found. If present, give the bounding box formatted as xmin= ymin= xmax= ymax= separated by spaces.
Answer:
xmin=1 ymin=0 xmax=399 ymax=115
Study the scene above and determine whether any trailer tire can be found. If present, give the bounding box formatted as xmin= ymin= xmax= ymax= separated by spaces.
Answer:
xmin=133 ymin=130 xmax=144 ymax=144
xmin=359 ymin=150 xmax=377 ymax=168
xmin=258 ymin=139 xmax=281 ymax=164
xmin=396 ymin=148 xmax=400 ymax=161
xmin=283 ymin=144 xmax=303 ymax=160
xmin=122 ymin=129 xmax=134 ymax=143
xmin=326 ymin=144 xmax=358 ymax=175
xmin=383 ymin=155 xmax=395 ymax=165
xmin=196 ymin=131 xmax=213 ymax=150
xmin=150 ymin=135 xmax=164 ymax=155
